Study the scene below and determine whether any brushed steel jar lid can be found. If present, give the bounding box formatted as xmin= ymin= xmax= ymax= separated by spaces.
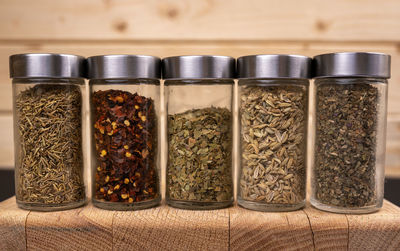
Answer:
xmin=237 ymin=54 xmax=312 ymax=80
xmin=9 ymin=53 xmax=85 ymax=79
xmin=87 ymin=55 xmax=161 ymax=80
xmin=162 ymin=55 xmax=235 ymax=80
xmin=313 ymin=52 xmax=391 ymax=79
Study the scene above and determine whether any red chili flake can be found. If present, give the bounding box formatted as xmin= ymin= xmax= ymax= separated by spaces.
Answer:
xmin=92 ymin=89 xmax=159 ymax=203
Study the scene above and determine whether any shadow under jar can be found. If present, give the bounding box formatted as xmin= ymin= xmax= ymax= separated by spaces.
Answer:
xmin=10 ymin=54 xmax=87 ymax=211
xmin=237 ymin=55 xmax=311 ymax=212
xmin=163 ymin=55 xmax=235 ymax=210
xmin=311 ymin=52 xmax=390 ymax=214
xmin=88 ymin=55 xmax=161 ymax=210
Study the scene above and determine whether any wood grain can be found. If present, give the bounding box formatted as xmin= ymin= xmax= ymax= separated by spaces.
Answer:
xmin=303 ymin=205 xmax=349 ymax=250
xmin=230 ymin=207 xmax=314 ymax=250
xmin=0 ymin=197 xmax=29 ymax=251
xmin=26 ymin=204 xmax=114 ymax=251
xmin=347 ymin=201 xmax=400 ymax=250
xmin=0 ymin=0 xmax=400 ymax=41
xmin=1 ymin=198 xmax=400 ymax=250
xmin=113 ymin=204 xmax=229 ymax=251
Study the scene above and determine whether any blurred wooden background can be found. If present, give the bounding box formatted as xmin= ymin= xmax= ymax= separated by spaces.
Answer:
xmin=0 ymin=0 xmax=399 ymax=178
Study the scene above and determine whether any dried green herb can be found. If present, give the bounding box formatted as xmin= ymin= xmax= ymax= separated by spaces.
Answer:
xmin=15 ymin=84 xmax=85 ymax=205
xmin=92 ymin=89 xmax=159 ymax=204
xmin=314 ymin=83 xmax=379 ymax=207
xmin=167 ymin=107 xmax=233 ymax=202
xmin=239 ymin=85 xmax=306 ymax=205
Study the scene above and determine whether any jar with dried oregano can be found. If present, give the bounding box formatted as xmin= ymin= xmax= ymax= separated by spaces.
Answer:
xmin=237 ymin=55 xmax=311 ymax=212
xmin=163 ymin=55 xmax=234 ymax=210
xmin=10 ymin=54 xmax=86 ymax=211
xmin=88 ymin=55 xmax=161 ymax=210
xmin=312 ymin=52 xmax=390 ymax=214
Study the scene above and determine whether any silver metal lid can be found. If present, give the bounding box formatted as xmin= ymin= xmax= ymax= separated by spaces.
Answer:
xmin=87 ymin=55 xmax=161 ymax=79
xmin=313 ymin=52 xmax=391 ymax=78
xmin=162 ymin=55 xmax=235 ymax=79
xmin=9 ymin=53 xmax=85 ymax=79
xmin=237 ymin=54 xmax=312 ymax=79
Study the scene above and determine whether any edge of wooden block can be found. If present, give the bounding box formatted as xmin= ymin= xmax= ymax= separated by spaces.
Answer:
xmin=0 ymin=197 xmax=29 ymax=251
xmin=1 ymin=197 xmax=400 ymax=250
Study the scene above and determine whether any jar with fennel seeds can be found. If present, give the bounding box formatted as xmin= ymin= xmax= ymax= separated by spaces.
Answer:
xmin=163 ymin=55 xmax=234 ymax=210
xmin=312 ymin=52 xmax=390 ymax=214
xmin=237 ymin=55 xmax=311 ymax=212
xmin=88 ymin=55 xmax=161 ymax=210
xmin=10 ymin=54 xmax=86 ymax=211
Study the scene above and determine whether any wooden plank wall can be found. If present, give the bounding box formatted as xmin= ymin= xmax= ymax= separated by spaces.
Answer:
xmin=0 ymin=0 xmax=399 ymax=178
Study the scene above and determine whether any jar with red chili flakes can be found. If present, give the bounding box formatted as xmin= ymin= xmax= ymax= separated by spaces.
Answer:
xmin=87 ymin=55 xmax=161 ymax=210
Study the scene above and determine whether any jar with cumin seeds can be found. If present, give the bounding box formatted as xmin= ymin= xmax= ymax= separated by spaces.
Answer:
xmin=88 ymin=55 xmax=161 ymax=210
xmin=10 ymin=53 xmax=87 ymax=211
xmin=163 ymin=55 xmax=234 ymax=210
xmin=237 ymin=55 xmax=311 ymax=212
xmin=311 ymin=52 xmax=390 ymax=214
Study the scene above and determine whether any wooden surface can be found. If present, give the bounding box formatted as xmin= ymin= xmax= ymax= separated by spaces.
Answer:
xmin=0 ymin=0 xmax=400 ymax=41
xmin=0 ymin=0 xmax=399 ymax=177
xmin=1 ymin=197 xmax=400 ymax=251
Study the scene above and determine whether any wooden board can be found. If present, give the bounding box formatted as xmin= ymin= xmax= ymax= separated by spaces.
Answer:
xmin=230 ymin=207 xmax=314 ymax=250
xmin=26 ymin=204 xmax=114 ymax=251
xmin=0 ymin=115 xmax=14 ymax=168
xmin=302 ymin=206 xmax=348 ymax=250
xmin=347 ymin=202 xmax=400 ymax=250
xmin=113 ymin=206 xmax=229 ymax=250
xmin=0 ymin=197 xmax=29 ymax=251
xmin=1 ymin=197 xmax=400 ymax=250
xmin=0 ymin=0 xmax=400 ymax=41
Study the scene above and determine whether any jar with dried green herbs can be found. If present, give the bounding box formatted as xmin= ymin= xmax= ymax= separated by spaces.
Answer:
xmin=10 ymin=54 xmax=86 ymax=211
xmin=163 ymin=55 xmax=234 ymax=210
xmin=88 ymin=55 xmax=161 ymax=210
xmin=312 ymin=52 xmax=390 ymax=214
xmin=237 ymin=55 xmax=311 ymax=212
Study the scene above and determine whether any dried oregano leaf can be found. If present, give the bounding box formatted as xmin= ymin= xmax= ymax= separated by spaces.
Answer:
xmin=167 ymin=107 xmax=233 ymax=202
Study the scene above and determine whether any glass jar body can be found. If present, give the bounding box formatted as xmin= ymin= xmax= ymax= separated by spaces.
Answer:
xmin=165 ymin=79 xmax=234 ymax=210
xmin=311 ymin=78 xmax=387 ymax=214
xmin=90 ymin=79 xmax=161 ymax=210
xmin=13 ymin=78 xmax=86 ymax=211
xmin=237 ymin=79 xmax=309 ymax=211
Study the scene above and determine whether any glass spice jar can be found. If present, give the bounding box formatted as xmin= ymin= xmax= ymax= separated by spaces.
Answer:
xmin=163 ymin=55 xmax=235 ymax=210
xmin=88 ymin=55 xmax=161 ymax=210
xmin=237 ymin=55 xmax=311 ymax=212
xmin=10 ymin=53 xmax=87 ymax=211
xmin=311 ymin=52 xmax=390 ymax=214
